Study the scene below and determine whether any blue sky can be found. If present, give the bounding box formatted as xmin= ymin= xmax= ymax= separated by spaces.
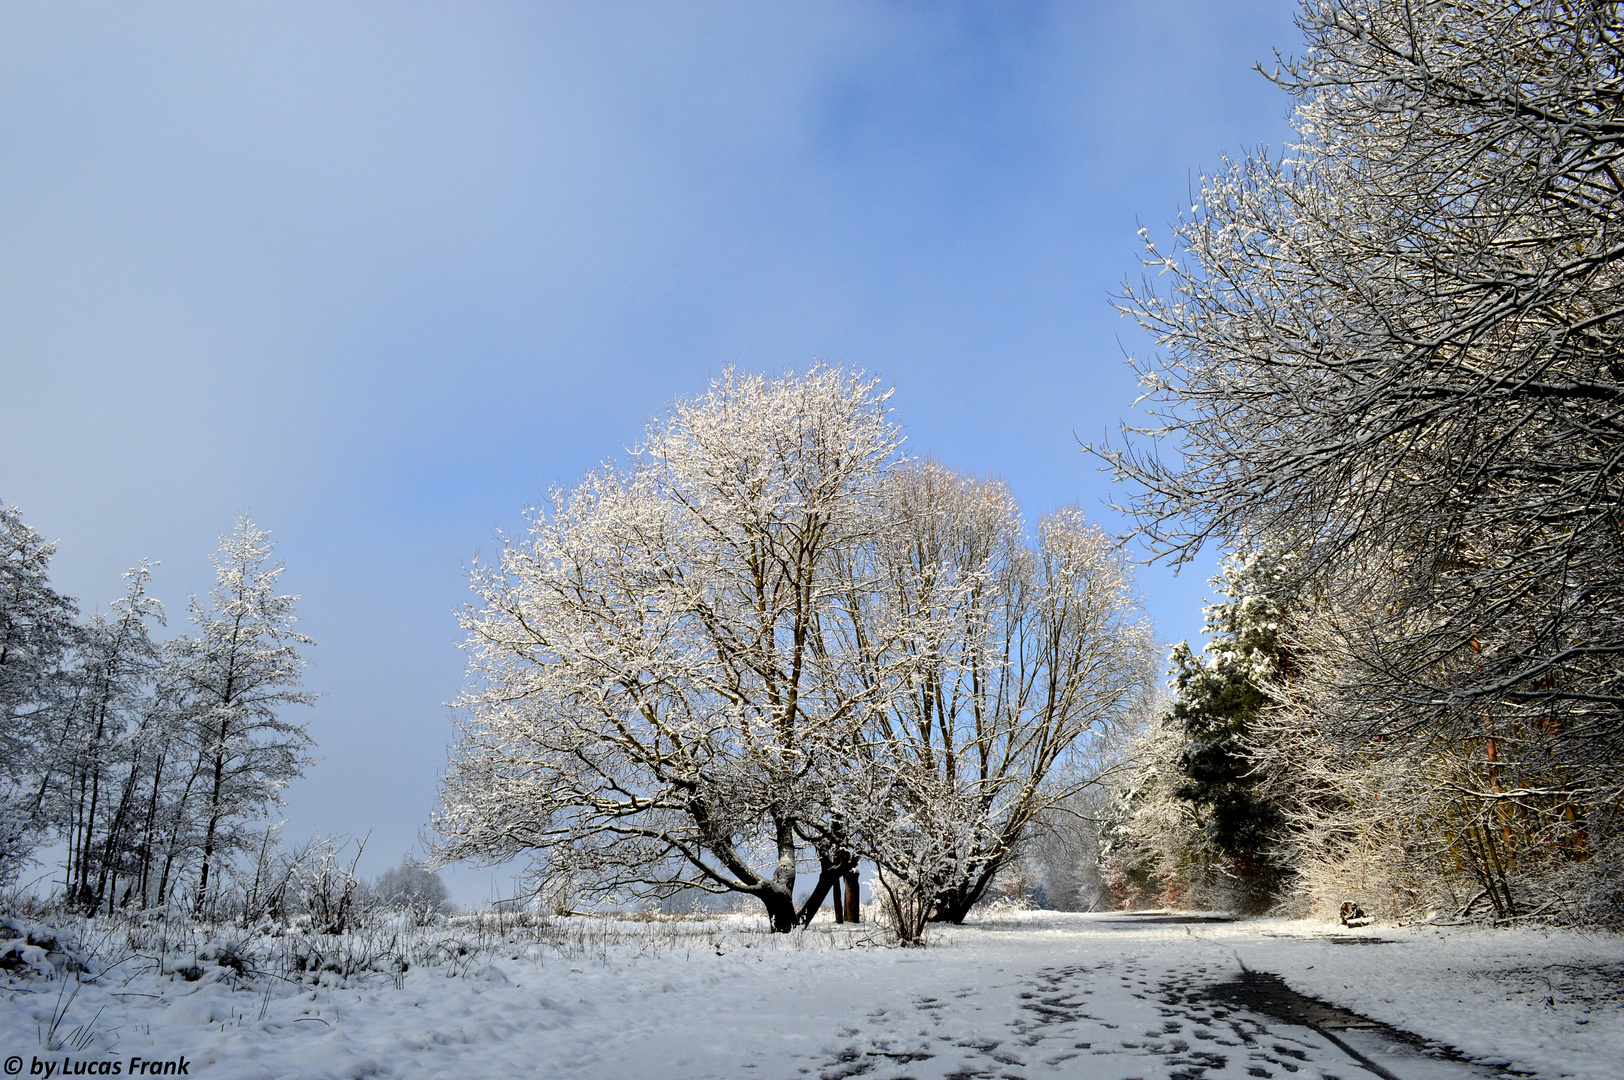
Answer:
xmin=2 ymin=1 xmax=1301 ymax=901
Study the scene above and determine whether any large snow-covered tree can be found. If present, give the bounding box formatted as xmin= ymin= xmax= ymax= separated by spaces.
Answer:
xmin=437 ymin=373 xmax=1160 ymax=934
xmin=437 ymin=369 xmax=904 ymax=932
xmin=853 ymin=464 xmax=1158 ymax=927
xmin=1100 ymin=0 xmax=1624 ymax=917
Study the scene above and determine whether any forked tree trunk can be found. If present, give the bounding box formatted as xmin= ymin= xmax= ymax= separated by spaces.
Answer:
xmin=930 ymin=861 xmax=1001 ymax=924
xmin=758 ymin=886 xmax=797 ymax=933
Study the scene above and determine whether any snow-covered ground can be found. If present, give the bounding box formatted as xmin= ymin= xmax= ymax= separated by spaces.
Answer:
xmin=3 ymin=911 xmax=1621 ymax=1080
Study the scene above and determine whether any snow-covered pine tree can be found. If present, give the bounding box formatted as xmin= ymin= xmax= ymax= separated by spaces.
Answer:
xmin=1099 ymin=543 xmax=1297 ymax=913
xmin=1166 ymin=544 xmax=1295 ymax=910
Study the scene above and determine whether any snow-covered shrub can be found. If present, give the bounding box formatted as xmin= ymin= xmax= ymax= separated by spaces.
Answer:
xmin=0 ymin=916 xmax=90 ymax=979
xmin=1250 ymin=582 xmax=1624 ymax=928
xmin=292 ymin=834 xmax=367 ymax=934
xmin=373 ymin=855 xmax=450 ymax=922
xmin=164 ymin=939 xmax=253 ymax=984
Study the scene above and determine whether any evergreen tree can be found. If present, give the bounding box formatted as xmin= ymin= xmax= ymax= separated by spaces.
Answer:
xmin=1165 ymin=544 xmax=1294 ymax=910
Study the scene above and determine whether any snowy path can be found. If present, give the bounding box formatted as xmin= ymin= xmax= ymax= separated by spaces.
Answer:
xmin=781 ymin=938 xmax=1482 ymax=1080
xmin=4 ymin=912 xmax=1620 ymax=1080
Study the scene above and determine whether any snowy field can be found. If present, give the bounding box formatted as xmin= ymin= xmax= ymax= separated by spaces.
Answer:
xmin=4 ymin=911 xmax=1622 ymax=1080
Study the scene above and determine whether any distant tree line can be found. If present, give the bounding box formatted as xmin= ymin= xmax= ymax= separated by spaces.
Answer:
xmin=1099 ymin=0 xmax=1623 ymax=926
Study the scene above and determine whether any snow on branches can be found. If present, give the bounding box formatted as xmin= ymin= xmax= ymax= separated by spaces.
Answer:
xmin=0 ymin=507 xmax=315 ymax=915
xmin=435 ymin=369 xmax=1157 ymax=936
xmin=1099 ymin=0 xmax=1624 ymax=924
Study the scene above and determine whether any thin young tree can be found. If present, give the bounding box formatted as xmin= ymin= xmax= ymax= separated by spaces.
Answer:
xmin=55 ymin=563 xmax=164 ymax=911
xmin=169 ymin=516 xmax=314 ymax=916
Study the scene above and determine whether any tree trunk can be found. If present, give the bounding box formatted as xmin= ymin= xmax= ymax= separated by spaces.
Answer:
xmin=137 ymin=751 xmax=168 ymax=908
xmin=96 ymin=750 xmax=144 ymax=914
xmin=842 ymin=870 xmax=860 ymax=923
xmin=796 ymin=859 xmax=845 ymax=926
xmin=930 ymin=863 xmax=999 ymax=924
xmin=758 ymin=886 xmax=798 ymax=933
xmin=195 ymin=725 xmax=229 ymax=916
xmin=78 ymin=697 xmax=110 ymax=912
xmin=195 ymin=810 xmax=220 ymax=918
xmin=763 ymin=814 xmax=798 ymax=933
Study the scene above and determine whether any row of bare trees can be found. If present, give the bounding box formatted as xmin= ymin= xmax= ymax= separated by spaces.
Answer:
xmin=0 ymin=510 xmax=313 ymax=916
xmin=434 ymin=368 xmax=1158 ymax=939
